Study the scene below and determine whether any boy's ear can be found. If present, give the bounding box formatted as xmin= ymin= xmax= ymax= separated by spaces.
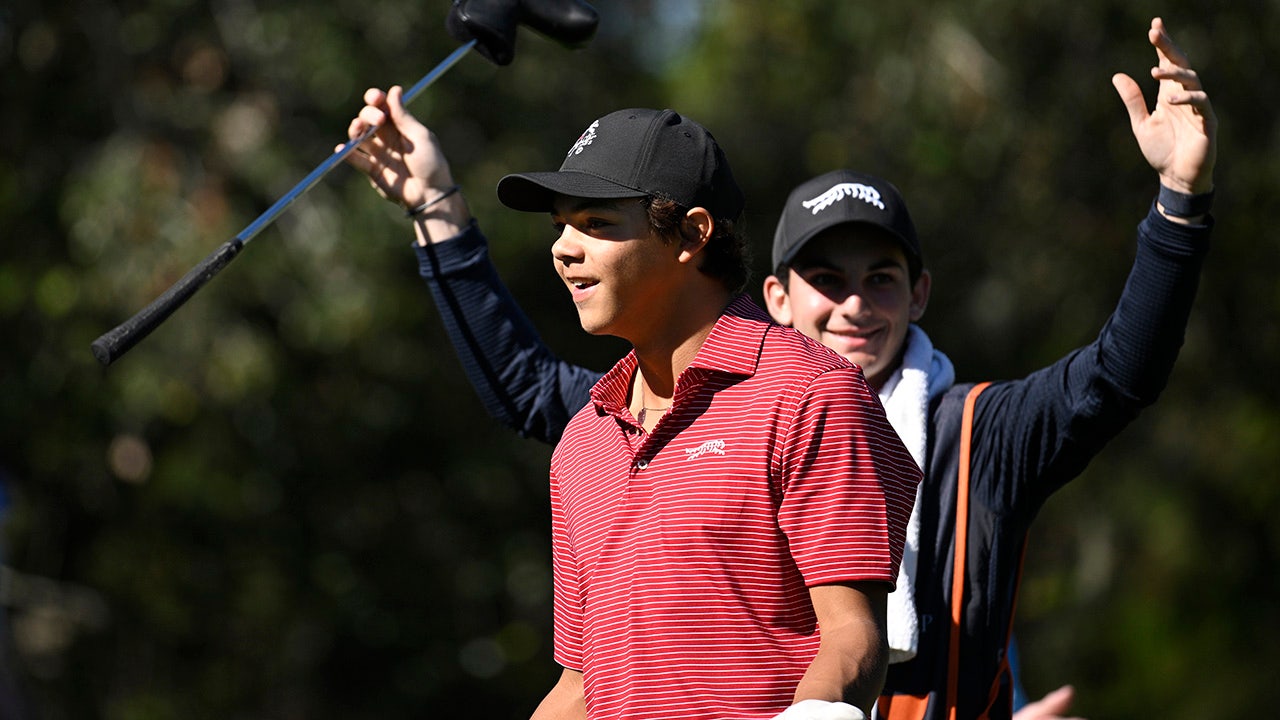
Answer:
xmin=762 ymin=273 xmax=793 ymax=326
xmin=678 ymin=207 xmax=714 ymax=260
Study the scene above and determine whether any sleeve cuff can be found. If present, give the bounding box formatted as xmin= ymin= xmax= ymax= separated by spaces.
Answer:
xmin=413 ymin=219 xmax=489 ymax=279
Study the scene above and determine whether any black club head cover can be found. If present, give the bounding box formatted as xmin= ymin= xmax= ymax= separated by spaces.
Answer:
xmin=519 ymin=0 xmax=599 ymax=47
xmin=446 ymin=0 xmax=521 ymax=66
xmin=446 ymin=0 xmax=599 ymax=66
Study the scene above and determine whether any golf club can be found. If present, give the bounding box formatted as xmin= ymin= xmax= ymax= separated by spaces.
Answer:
xmin=91 ymin=0 xmax=599 ymax=367
xmin=90 ymin=41 xmax=476 ymax=367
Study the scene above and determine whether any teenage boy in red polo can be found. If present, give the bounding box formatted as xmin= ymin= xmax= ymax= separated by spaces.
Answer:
xmin=345 ymin=104 xmax=921 ymax=719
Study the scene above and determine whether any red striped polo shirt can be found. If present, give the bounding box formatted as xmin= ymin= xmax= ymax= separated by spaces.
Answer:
xmin=548 ymin=295 xmax=921 ymax=720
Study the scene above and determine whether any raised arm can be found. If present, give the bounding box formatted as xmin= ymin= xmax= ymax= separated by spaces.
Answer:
xmin=342 ymin=86 xmax=474 ymax=244
xmin=1112 ymin=17 xmax=1217 ymax=220
xmin=976 ymin=17 xmax=1217 ymax=522
xmin=342 ymin=87 xmax=599 ymax=443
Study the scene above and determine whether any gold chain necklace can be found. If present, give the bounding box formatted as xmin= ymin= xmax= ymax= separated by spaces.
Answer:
xmin=636 ymin=406 xmax=671 ymax=426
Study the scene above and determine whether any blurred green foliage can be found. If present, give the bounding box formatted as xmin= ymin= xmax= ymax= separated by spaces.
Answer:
xmin=1 ymin=0 xmax=1277 ymax=718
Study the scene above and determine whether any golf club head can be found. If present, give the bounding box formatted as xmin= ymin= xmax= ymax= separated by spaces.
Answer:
xmin=447 ymin=0 xmax=520 ymax=65
xmin=519 ymin=0 xmax=599 ymax=47
xmin=446 ymin=0 xmax=599 ymax=66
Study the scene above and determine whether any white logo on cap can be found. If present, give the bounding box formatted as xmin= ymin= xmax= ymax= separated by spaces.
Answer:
xmin=566 ymin=120 xmax=599 ymax=157
xmin=802 ymin=183 xmax=885 ymax=214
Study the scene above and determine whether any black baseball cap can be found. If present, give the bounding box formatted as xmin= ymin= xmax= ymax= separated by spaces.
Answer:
xmin=497 ymin=108 xmax=745 ymax=221
xmin=771 ymin=169 xmax=922 ymax=277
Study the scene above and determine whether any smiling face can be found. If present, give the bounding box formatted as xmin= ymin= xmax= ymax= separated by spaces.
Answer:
xmin=763 ymin=224 xmax=931 ymax=391
xmin=549 ymin=196 xmax=686 ymax=344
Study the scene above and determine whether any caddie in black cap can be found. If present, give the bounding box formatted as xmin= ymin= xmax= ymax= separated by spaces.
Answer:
xmin=497 ymin=107 xmax=745 ymax=222
xmin=772 ymin=169 xmax=922 ymax=282
xmin=763 ymin=168 xmax=932 ymax=392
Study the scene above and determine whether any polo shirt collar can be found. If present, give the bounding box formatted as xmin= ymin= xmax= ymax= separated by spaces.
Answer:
xmin=687 ymin=294 xmax=770 ymax=376
xmin=589 ymin=294 xmax=771 ymax=418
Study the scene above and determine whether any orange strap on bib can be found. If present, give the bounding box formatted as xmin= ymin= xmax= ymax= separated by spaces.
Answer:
xmin=879 ymin=382 xmax=990 ymax=720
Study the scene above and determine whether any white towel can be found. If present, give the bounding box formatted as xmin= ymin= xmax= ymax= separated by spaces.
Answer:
xmin=877 ymin=325 xmax=954 ymax=663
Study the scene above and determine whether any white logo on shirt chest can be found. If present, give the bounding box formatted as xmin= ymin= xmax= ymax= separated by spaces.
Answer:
xmin=684 ymin=440 xmax=726 ymax=460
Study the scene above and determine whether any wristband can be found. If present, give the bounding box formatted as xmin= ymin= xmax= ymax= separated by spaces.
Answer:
xmin=1157 ymin=184 xmax=1214 ymax=218
xmin=406 ymin=185 xmax=462 ymax=218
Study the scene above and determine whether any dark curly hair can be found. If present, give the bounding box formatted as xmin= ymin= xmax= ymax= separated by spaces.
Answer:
xmin=641 ymin=196 xmax=752 ymax=295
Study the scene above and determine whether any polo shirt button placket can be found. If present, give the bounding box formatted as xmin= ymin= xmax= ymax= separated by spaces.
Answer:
xmin=634 ymin=458 xmax=649 ymax=471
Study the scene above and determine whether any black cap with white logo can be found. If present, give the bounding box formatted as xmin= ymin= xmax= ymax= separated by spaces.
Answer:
xmin=771 ymin=169 xmax=922 ymax=275
xmin=497 ymin=108 xmax=745 ymax=221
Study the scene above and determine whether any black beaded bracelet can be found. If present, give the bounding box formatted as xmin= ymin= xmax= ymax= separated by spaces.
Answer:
xmin=405 ymin=185 xmax=462 ymax=218
xmin=1157 ymin=184 xmax=1214 ymax=218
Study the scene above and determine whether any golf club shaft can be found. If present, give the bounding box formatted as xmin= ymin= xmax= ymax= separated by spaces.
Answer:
xmin=91 ymin=40 xmax=477 ymax=367
xmin=238 ymin=40 xmax=476 ymax=246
